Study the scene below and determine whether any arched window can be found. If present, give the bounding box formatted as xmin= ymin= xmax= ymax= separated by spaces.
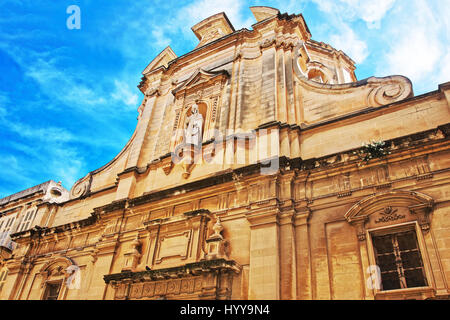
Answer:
xmin=307 ymin=68 xmax=328 ymax=84
xmin=38 ymin=257 xmax=78 ymax=300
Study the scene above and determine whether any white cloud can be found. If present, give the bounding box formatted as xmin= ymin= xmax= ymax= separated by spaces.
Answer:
xmin=182 ymin=0 xmax=251 ymax=30
xmin=435 ymin=49 xmax=450 ymax=86
xmin=0 ymin=155 xmax=35 ymax=193
xmin=313 ymin=0 xmax=395 ymax=29
xmin=111 ymin=80 xmax=139 ymax=107
xmin=7 ymin=122 xmax=75 ymax=143
xmin=51 ymin=148 xmax=84 ymax=188
xmin=26 ymin=57 xmax=107 ymax=107
xmin=383 ymin=29 xmax=441 ymax=83
xmin=376 ymin=0 xmax=450 ymax=92
xmin=152 ymin=27 xmax=172 ymax=49
xmin=329 ymin=25 xmax=368 ymax=64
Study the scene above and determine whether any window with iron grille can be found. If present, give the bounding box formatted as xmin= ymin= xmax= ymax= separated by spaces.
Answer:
xmin=43 ymin=281 xmax=62 ymax=300
xmin=372 ymin=230 xmax=427 ymax=291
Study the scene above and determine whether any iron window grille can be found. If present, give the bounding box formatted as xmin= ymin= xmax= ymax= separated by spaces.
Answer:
xmin=372 ymin=230 xmax=428 ymax=291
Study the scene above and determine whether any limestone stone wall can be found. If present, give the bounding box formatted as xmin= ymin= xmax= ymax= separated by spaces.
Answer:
xmin=1 ymin=8 xmax=450 ymax=301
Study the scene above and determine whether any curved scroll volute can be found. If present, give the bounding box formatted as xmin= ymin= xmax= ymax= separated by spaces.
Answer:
xmin=292 ymin=43 xmax=414 ymax=126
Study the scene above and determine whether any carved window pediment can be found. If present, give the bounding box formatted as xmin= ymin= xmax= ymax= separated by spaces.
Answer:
xmin=172 ymin=69 xmax=229 ymax=97
xmin=345 ymin=191 xmax=434 ymax=241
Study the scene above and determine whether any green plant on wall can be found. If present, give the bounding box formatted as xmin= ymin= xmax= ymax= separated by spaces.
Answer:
xmin=353 ymin=140 xmax=391 ymax=166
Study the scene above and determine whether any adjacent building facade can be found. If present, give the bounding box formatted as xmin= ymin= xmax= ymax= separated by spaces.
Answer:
xmin=1 ymin=6 xmax=450 ymax=300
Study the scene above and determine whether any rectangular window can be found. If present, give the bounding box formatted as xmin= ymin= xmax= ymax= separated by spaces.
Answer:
xmin=5 ymin=217 xmax=14 ymax=229
xmin=372 ymin=230 xmax=427 ymax=291
xmin=18 ymin=209 xmax=36 ymax=233
xmin=43 ymin=281 xmax=62 ymax=300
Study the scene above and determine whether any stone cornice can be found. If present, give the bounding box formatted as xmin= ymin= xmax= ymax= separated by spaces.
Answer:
xmin=10 ymin=212 xmax=99 ymax=241
xmin=128 ymin=160 xmax=284 ymax=208
xmin=11 ymin=123 xmax=448 ymax=243
xmin=297 ymin=123 xmax=450 ymax=173
xmin=103 ymin=258 xmax=241 ymax=284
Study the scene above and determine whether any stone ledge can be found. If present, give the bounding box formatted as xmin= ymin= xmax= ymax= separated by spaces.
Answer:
xmin=103 ymin=258 xmax=241 ymax=284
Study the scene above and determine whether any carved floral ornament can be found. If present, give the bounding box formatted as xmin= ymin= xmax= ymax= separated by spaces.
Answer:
xmin=344 ymin=190 xmax=434 ymax=241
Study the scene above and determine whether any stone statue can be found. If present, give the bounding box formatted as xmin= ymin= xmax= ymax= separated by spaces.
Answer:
xmin=185 ymin=103 xmax=203 ymax=146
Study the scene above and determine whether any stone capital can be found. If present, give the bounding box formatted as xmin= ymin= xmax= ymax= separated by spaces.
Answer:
xmin=293 ymin=207 xmax=311 ymax=226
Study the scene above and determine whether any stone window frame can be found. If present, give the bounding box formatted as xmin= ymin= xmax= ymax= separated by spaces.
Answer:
xmin=365 ymin=221 xmax=435 ymax=299
xmin=42 ymin=280 xmax=64 ymax=300
xmin=344 ymin=190 xmax=437 ymax=300
xmin=38 ymin=257 xmax=75 ymax=300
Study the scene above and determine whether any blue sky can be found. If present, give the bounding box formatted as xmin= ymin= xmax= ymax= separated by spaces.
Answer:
xmin=0 ymin=0 xmax=449 ymax=197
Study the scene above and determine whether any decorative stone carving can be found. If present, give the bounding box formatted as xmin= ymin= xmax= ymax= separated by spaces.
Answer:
xmin=292 ymin=42 xmax=414 ymax=125
xmin=105 ymin=259 xmax=241 ymax=300
xmin=184 ymin=103 xmax=204 ymax=146
xmin=161 ymin=161 xmax=174 ymax=176
xmin=250 ymin=6 xmax=280 ymax=22
xmin=409 ymin=203 xmax=433 ymax=232
xmin=70 ymin=176 xmax=90 ymax=199
xmin=122 ymin=237 xmax=142 ymax=272
xmin=144 ymin=86 xmax=160 ymax=97
xmin=367 ymin=80 xmax=409 ymax=107
xmin=345 ymin=190 xmax=434 ymax=241
xmin=259 ymin=36 xmax=276 ymax=49
xmin=204 ymin=217 xmax=229 ymax=260
xmin=191 ymin=12 xmax=235 ymax=48
xmin=374 ymin=206 xmax=406 ymax=224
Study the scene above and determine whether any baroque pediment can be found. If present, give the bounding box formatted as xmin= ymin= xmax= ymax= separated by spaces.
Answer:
xmin=172 ymin=68 xmax=229 ymax=97
xmin=345 ymin=190 xmax=433 ymax=222
xmin=345 ymin=190 xmax=434 ymax=240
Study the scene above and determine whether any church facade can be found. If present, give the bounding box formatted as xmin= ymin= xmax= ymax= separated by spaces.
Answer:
xmin=1 ymin=6 xmax=450 ymax=300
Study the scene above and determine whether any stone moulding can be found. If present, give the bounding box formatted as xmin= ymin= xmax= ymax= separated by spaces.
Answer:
xmin=103 ymin=258 xmax=241 ymax=284
xmin=128 ymin=160 xmax=278 ymax=208
xmin=344 ymin=190 xmax=434 ymax=240
xmin=171 ymin=68 xmax=229 ymax=97
xmin=299 ymin=123 xmax=450 ymax=171
xmin=15 ymin=122 xmax=447 ymax=244
xmin=10 ymin=212 xmax=99 ymax=241
xmin=10 ymin=123 xmax=450 ymax=244
xmin=292 ymin=42 xmax=414 ymax=125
